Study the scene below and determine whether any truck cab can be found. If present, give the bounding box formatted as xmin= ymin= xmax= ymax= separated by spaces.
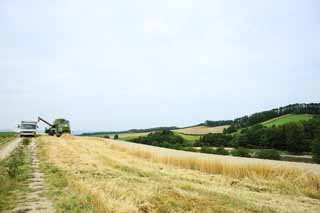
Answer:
xmin=18 ymin=121 xmax=38 ymax=137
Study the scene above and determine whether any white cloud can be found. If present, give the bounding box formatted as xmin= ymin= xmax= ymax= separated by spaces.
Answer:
xmin=143 ymin=18 xmax=167 ymax=33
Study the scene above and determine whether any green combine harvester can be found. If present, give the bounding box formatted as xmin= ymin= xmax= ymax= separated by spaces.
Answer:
xmin=38 ymin=117 xmax=71 ymax=137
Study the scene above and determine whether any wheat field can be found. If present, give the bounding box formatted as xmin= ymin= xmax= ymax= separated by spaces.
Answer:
xmin=173 ymin=125 xmax=229 ymax=135
xmin=38 ymin=135 xmax=320 ymax=212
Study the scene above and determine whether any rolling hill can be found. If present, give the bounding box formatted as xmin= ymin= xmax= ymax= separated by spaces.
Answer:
xmin=84 ymin=114 xmax=315 ymax=142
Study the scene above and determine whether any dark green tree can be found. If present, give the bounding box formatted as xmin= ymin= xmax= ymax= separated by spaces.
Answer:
xmin=312 ymin=138 xmax=320 ymax=163
xmin=284 ymin=123 xmax=305 ymax=153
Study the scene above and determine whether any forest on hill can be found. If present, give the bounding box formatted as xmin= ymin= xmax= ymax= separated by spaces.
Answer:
xmin=222 ymin=103 xmax=320 ymax=133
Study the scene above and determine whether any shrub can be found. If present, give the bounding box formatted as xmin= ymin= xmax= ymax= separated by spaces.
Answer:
xmin=312 ymin=138 xmax=320 ymax=163
xmin=131 ymin=130 xmax=186 ymax=147
xmin=198 ymin=133 xmax=233 ymax=147
xmin=181 ymin=147 xmax=198 ymax=152
xmin=114 ymin=134 xmax=119 ymax=140
xmin=231 ymin=147 xmax=251 ymax=157
xmin=200 ymin=146 xmax=215 ymax=154
xmin=103 ymin=135 xmax=110 ymax=139
xmin=256 ymin=149 xmax=280 ymax=160
xmin=214 ymin=147 xmax=229 ymax=155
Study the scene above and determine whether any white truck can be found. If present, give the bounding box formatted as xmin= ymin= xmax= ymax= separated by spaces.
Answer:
xmin=18 ymin=121 xmax=38 ymax=137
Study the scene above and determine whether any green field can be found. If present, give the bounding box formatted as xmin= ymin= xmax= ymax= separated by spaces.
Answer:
xmin=262 ymin=114 xmax=314 ymax=127
xmin=174 ymin=132 xmax=200 ymax=143
xmin=0 ymin=132 xmax=17 ymax=148
xmin=0 ymin=132 xmax=17 ymax=137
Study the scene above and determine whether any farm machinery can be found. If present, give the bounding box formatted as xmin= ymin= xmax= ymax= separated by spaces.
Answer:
xmin=38 ymin=117 xmax=71 ymax=137
xmin=18 ymin=121 xmax=38 ymax=137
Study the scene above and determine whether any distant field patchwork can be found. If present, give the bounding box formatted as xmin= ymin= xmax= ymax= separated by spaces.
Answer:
xmin=173 ymin=125 xmax=229 ymax=135
xmin=117 ymin=125 xmax=228 ymax=142
xmin=116 ymin=132 xmax=152 ymax=140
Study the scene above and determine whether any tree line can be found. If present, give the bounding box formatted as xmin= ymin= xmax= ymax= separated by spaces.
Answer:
xmin=203 ymin=120 xmax=233 ymax=127
xmin=131 ymin=129 xmax=185 ymax=149
xmin=80 ymin=126 xmax=178 ymax=136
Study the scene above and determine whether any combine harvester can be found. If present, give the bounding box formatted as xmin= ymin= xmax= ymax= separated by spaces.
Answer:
xmin=38 ymin=117 xmax=71 ymax=137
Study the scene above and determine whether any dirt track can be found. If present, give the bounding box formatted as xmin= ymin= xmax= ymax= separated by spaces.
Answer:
xmin=0 ymin=137 xmax=54 ymax=212
xmin=0 ymin=138 xmax=21 ymax=161
xmin=11 ymin=139 xmax=54 ymax=213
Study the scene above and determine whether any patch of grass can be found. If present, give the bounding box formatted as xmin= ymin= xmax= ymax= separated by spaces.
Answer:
xmin=38 ymin=141 xmax=94 ymax=213
xmin=0 ymin=143 xmax=32 ymax=211
xmin=0 ymin=132 xmax=17 ymax=148
xmin=262 ymin=114 xmax=314 ymax=127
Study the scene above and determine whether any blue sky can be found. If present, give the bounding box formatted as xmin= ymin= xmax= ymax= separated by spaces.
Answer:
xmin=1 ymin=0 xmax=320 ymax=131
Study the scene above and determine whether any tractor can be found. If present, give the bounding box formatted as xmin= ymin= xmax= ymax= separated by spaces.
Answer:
xmin=38 ymin=117 xmax=71 ymax=137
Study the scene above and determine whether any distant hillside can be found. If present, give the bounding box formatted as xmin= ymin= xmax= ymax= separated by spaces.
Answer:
xmin=81 ymin=103 xmax=320 ymax=137
xmin=224 ymin=103 xmax=320 ymax=133
xmin=262 ymin=114 xmax=314 ymax=127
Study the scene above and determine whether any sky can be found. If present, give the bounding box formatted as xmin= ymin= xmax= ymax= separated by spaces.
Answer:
xmin=1 ymin=0 xmax=320 ymax=132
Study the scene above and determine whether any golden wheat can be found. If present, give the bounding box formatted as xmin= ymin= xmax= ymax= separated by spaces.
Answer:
xmin=38 ymin=135 xmax=320 ymax=212
xmin=106 ymin=138 xmax=320 ymax=196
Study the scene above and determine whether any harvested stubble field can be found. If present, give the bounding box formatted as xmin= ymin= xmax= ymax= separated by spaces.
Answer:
xmin=117 ymin=132 xmax=152 ymax=139
xmin=38 ymin=135 xmax=320 ymax=212
xmin=173 ymin=125 xmax=229 ymax=135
